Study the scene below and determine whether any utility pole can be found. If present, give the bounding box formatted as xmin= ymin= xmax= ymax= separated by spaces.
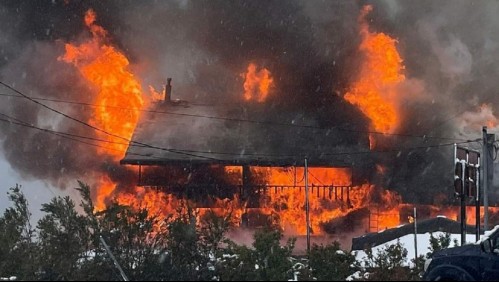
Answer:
xmin=483 ymin=126 xmax=489 ymax=231
xmin=413 ymin=207 xmax=418 ymax=261
xmin=460 ymin=175 xmax=467 ymax=245
xmin=305 ymin=158 xmax=311 ymax=254
xmin=483 ymin=126 xmax=495 ymax=231
xmin=100 ymin=236 xmax=129 ymax=281
xmin=476 ymin=153 xmax=481 ymax=242
xmin=455 ymin=144 xmax=467 ymax=245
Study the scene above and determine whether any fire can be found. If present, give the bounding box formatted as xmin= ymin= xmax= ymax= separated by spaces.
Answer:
xmin=95 ymin=176 xmax=117 ymax=211
xmin=58 ymin=8 xmax=486 ymax=240
xmin=60 ymin=9 xmax=144 ymax=160
xmin=149 ymin=85 xmax=164 ymax=102
xmin=460 ymin=104 xmax=498 ymax=131
xmin=480 ymin=104 xmax=498 ymax=128
xmin=60 ymin=9 xmax=144 ymax=209
xmin=116 ymin=186 xmax=245 ymax=229
xmin=242 ymin=63 xmax=274 ymax=102
xmin=260 ymin=167 xmax=352 ymax=235
xmin=116 ymin=186 xmax=181 ymax=219
xmin=344 ymin=5 xmax=405 ymax=147
xmin=223 ymin=166 xmax=404 ymax=235
xmin=435 ymin=206 xmax=499 ymax=226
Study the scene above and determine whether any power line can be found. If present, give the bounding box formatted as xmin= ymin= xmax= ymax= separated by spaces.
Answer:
xmin=0 ymin=111 xmax=478 ymax=161
xmin=0 ymin=111 xmax=336 ymax=159
xmin=0 ymin=115 xmax=166 ymax=161
xmin=0 ymin=83 xmax=479 ymax=161
xmin=0 ymin=83 xmax=219 ymax=161
xmin=319 ymin=140 xmax=478 ymax=157
xmin=0 ymin=91 xmax=467 ymax=142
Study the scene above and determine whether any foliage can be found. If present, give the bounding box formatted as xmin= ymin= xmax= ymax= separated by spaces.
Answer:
xmin=36 ymin=195 xmax=92 ymax=280
xmin=2 ymin=181 xmax=466 ymax=281
xmin=409 ymin=255 xmax=425 ymax=281
xmin=427 ymin=232 xmax=451 ymax=258
xmin=309 ymin=241 xmax=357 ymax=281
xmin=217 ymin=228 xmax=297 ymax=281
xmin=0 ymin=185 xmax=37 ymax=280
xmin=359 ymin=240 xmax=412 ymax=281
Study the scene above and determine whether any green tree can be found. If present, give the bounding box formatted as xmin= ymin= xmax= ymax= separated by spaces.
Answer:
xmin=360 ymin=240 xmax=412 ymax=281
xmin=163 ymin=208 xmax=204 ymax=281
xmin=36 ymin=194 xmax=92 ymax=280
xmin=93 ymin=203 xmax=169 ymax=281
xmin=427 ymin=232 xmax=451 ymax=258
xmin=218 ymin=228 xmax=296 ymax=281
xmin=309 ymin=241 xmax=357 ymax=281
xmin=0 ymin=185 xmax=37 ymax=280
xmin=252 ymin=228 xmax=296 ymax=281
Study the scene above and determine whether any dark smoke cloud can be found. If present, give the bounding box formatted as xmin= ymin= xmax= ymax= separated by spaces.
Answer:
xmin=1 ymin=0 xmax=498 ymax=205
xmin=0 ymin=0 xmax=139 ymax=193
xmin=360 ymin=0 xmax=499 ymax=204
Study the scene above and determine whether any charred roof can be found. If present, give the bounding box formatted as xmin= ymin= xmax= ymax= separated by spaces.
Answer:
xmin=121 ymin=100 xmax=368 ymax=167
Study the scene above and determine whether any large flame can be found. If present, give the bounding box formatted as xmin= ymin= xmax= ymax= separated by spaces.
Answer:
xmin=224 ymin=166 xmax=404 ymax=235
xmin=344 ymin=5 xmax=405 ymax=147
xmin=242 ymin=63 xmax=274 ymax=102
xmin=60 ymin=9 xmax=144 ymax=160
xmin=261 ymin=167 xmax=352 ymax=235
xmin=60 ymin=9 xmax=144 ymax=209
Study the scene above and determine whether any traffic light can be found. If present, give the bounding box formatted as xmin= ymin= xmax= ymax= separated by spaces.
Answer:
xmin=466 ymin=165 xmax=476 ymax=197
xmin=454 ymin=161 xmax=464 ymax=196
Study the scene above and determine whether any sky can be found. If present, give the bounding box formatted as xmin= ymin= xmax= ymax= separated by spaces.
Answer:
xmin=0 ymin=152 xmax=77 ymax=223
xmin=0 ymin=155 xmax=53 ymax=221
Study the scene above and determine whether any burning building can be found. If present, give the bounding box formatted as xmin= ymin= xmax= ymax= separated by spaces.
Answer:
xmin=119 ymin=74 xmax=367 ymax=234
xmin=3 ymin=1 xmax=499 ymax=246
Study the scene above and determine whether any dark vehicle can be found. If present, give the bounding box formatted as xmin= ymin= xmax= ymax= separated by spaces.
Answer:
xmin=423 ymin=227 xmax=499 ymax=281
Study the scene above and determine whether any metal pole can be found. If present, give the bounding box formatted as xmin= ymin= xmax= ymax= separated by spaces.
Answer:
xmin=461 ymin=156 xmax=467 ymax=246
xmin=414 ymin=207 xmax=418 ymax=261
xmin=455 ymin=144 xmax=467 ymax=246
xmin=305 ymin=158 xmax=311 ymax=253
xmin=99 ymin=236 xmax=129 ymax=281
xmin=476 ymin=154 xmax=481 ymax=241
xmin=483 ymin=126 xmax=489 ymax=231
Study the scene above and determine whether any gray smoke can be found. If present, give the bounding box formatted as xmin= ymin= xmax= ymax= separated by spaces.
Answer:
xmin=0 ymin=0 xmax=498 ymax=205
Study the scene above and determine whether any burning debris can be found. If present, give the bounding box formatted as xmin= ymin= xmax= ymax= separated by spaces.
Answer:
xmin=1 ymin=1 xmax=499 ymax=243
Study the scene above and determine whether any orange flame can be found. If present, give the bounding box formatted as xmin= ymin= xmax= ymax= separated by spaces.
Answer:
xmin=60 ymin=9 xmax=144 ymax=209
xmin=60 ymin=9 xmax=144 ymax=160
xmin=242 ymin=63 xmax=274 ymax=102
xmin=116 ymin=186 xmax=245 ymax=229
xmin=116 ymin=186 xmax=182 ymax=218
xmin=344 ymin=5 xmax=405 ymax=147
xmin=223 ymin=166 xmax=404 ymax=235
xmin=261 ymin=167 xmax=351 ymax=235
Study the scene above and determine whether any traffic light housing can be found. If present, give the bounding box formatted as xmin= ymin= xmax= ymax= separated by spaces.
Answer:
xmin=454 ymin=161 xmax=464 ymax=196
xmin=466 ymin=165 xmax=476 ymax=197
